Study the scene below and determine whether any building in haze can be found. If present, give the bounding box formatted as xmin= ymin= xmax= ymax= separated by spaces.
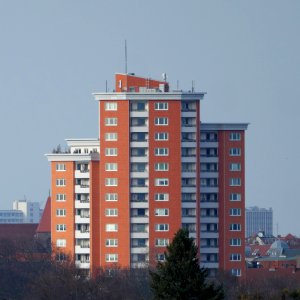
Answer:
xmin=46 ymin=73 xmax=248 ymax=277
xmin=0 ymin=199 xmax=43 ymax=224
xmin=246 ymin=206 xmax=273 ymax=238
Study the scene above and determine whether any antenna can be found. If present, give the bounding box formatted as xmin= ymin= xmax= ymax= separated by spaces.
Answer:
xmin=176 ymin=80 xmax=179 ymax=90
xmin=192 ymin=80 xmax=195 ymax=92
xmin=105 ymin=80 xmax=108 ymax=92
xmin=125 ymin=39 xmax=128 ymax=74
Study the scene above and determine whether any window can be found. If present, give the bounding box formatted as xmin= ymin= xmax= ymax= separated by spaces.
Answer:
xmin=105 ymin=209 xmax=118 ymax=217
xmin=56 ymin=209 xmax=66 ymax=217
xmin=230 ymin=132 xmax=241 ymax=141
xmin=230 ymin=193 xmax=241 ymax=201
xmin=155 ymin=148 xmax=169 ymax=156
xmin=105 ymin=102 xmax=117 ymax=111
xmin=230 ymin=178 xmax=241 ymax=186
xmin=105 ymin=239 xmax=118 ymax=247
xmin=155 ymin=132 xmax=168 ymax=141
xmin=106 ymin=224 xmax=118 ymax=232
xmin=105 ymin=178 xmax=118 ymax=186
xmin=155 ymin=117 xmax=168 ymax=125
xmin=105 ymin=133 xmax=118 ymax=141
xmin=56 ymin=179 xmax=66 ymax=186
xmin=155 ymin=208 xmax=169 ymax=216
xmin=105 ymin=254 xmax=118 ymax=262
xmin=105 ymin=163 xmax=118 ymax=171
xmin=155 ymin=224 xmax=169 ymax=231
xmin=56 ymin=224 xmax=66 ymax=232
xmin=155 ymin=178 xmax=169 ymax=186
xmin=230 ymin=253 xmax=241 ymax=261
xmin=155 ymin=238 xmax=169 ymax=247
xmin=56 ymin=194 xmax=66 ymax=201
xmin=230 ymin=238 xmax=242 ymax=246
xmin=56 ymin=163 xmax=66 ymax=171
xmin=56 ymin=239 xmax=66 ymax=247
xmin=230 ymin=224 xmax=241 ymax=231
xmin=230 ymin=148 xmax=241 ymax=156
xmin=156 ymin=253 xmax=166 ymax=262
xmin=230 ymin=208 xmax=241 ymax=216
xmin=230 ymin=163 xmax=241 ymax=171
xmin=105 ymin=148 xmax=118 ymax=156
xmin=105 ymin=193 xmax=118 ymax=201
xmin=105 ymin=117 xmax=118 ymax=126
xmin=231 ymin=268 xmax=241 ymax=276
xmin=155 ymin=163 xmax=169 ymax=171
xmin=155 ymin=102 xmax=168 ymax=110
xmin=155 ymin=193 xmax=169 ymax=201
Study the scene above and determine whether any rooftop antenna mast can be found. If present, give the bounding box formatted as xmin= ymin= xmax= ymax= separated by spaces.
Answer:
xmin=125 ymin=39 xmax=128 ymax=74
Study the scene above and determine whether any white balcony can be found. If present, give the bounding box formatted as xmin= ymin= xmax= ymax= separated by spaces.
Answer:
xmin=200 ymin=202 xmax=219 ymax=209
xmin=181 ymin=111 xmax=197 ymax=118
xmin=130 ymin=202 xmax=149 ymax=209
xmin=75 ymin=215 xmax=90 ymax=224
xmin=75 ymin=185 xmax=90 ymax=194
xmin=75 ymin=245 xmax=90 ymax=254
xmin=200 ymin=262 xmax=219 ymax=269
xmin=130 ymin=247 xmax=149 ymax=254
xmin=75 ymin=200 xmax=90 ymax=209
xmin=200 ymin=232 xmax=219 ymax=238
xmin=130 ymin=111 xmax=148 ymax=118
xmin=130 ymin=171 xmax=149 ymax=178
xmin=130 ymin=141 xmax=148 ymax=148
xmin=200 ymin=187 xmax=219 ymax=193
xmin=182 ymin=217 xmax=197 ymax=223
xmin=200 ymin=217 xmax=219 ymax=223
xmin=130 ymin=156 xmax=148 ymax=163
xmin=181 ymin=156 xmax=197 ymax=163
xmin=75 ymin=261 xmax=90 ymax=269
xmin=75 ymin=170 xmax=90 ymax=179
xmin=181 ymin=171 xmax=197 ymax=178
xmin=130 ymin=217 xmax=149 ymax=223
xmin=75 ymin=230 xmax=90 ymax=239
xmin=130 ymin=187 xmax=148 ymax=194
xmin=181 ymin=202 xmax=197 ymax=208
xmin=181 ymin=126 xmax=197 ymax=133
xmin=200 ymin=247 xmax=219 ymax=254
xmin=130 ymin=126 xmax=148 ymax=132
xmin=181 ymin=187 xmax=197 ymax=193
xmin=130 ymin=232 xmax=149 ymax=239
xmin=200 ymin=157 xmax=218 ymax=163
xmin=200 ymin=172 xmax=218 ymax=178
xmin=200 ymin=142 xmax=218 ymax=148
xmin=181 ymin=142 xmax=197 ymax=148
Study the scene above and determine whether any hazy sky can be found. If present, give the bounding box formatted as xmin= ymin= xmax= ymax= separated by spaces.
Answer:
xmin=0 ymin=1 xmax=299 ymax=235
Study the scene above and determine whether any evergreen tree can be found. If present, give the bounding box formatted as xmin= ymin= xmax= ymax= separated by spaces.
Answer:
xmin=150 ymin=229 xmax=224 ymax=300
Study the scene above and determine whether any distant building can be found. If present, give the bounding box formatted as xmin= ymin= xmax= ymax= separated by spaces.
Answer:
xmin=0 ymin=199 xmax=43 ymax=224
xmin=246 ymin=207 xmax=273 ymax=238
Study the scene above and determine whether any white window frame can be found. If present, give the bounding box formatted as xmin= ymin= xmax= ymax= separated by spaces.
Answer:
xmin=105 ymin=224 xmax=118 ymax=232
xmin=105 ymin=163 xmax=118 ymax=171
xmin=56 ymin=194 xmax=66 ymax=202
xmin=56 ymin=239 xmax=66 ymax=248
xmin=230 ymin=178 xmax=241 ymax=186
xmin=155 ymin=238 xmax=169 ymax=247
xmin=230 ymin=148 xmax=241 ymax=156
xmin=155 ymin=102 xmax=168 ymax=110
xmin=105 ymin=117 xmax=118 ymax=126
xmin=230 ymin=193 xmax=241 ymax=201
xmin=155 ymin=208 xmax=169 ymax=216
xmin=56 ymin=179 xmax=66 ymax=187
xmin=105 ymin=133 xmax=118 ymax=141
xmin=230 ymin=238 xmax=242 ymax=246
xmin=56 ymin=209 xmax=66 ymax=217
xmin=230 ymin=163 xmax=241 ymax=171
xmin=56 ymin=224 xmax=66 ymax=232
xmin=231 ymin=268 xmax=241 ymax=276
xmin=155 ymin=163 xmax=169 ymax=171
xmin=56 ymin=163 xmax=66 ymax=171
xmin=155 ymin=132 xmax=169 ymax=141
xmin=105 ymin=208 xmax=118 ymax=217
xmin=105 ymin=102 xmax=118 ymax=111
xmin=105 ymin=239 xmax=118 ymax=247
xmin=155 ymin=224 xmax=169 ymax=232
xmin=155 ymin=193 xmax=169 ymax=201
xmin=105 ymin=178 xmax=118 ymax=186
xmin=105 ymin=193 xmax=118 ymax=201
xmin=105 ymin=253 xmax=118 ymax=262
xmin=230 ymin=253 xmax=242 ymax=261
xmin=230 ymin=132 xmax=241 ymax=141
xmin=229 ymin=208 xmax=241 ymax=216
xmin=155 ymin=178 xmax=169 ymax=186
xmin=155 ymin=117 xmax=168 ymax=126
xmin=230 ymin=224 xmax=241 ymax=231
xmin=155 ymin=148 xmax=169 ymax=156
xmin=105 ymin=148 xmax=118 ymax=156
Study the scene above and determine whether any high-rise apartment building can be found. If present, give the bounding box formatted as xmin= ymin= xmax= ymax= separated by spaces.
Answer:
xmin=46 ymin=73 xmax=248 ymax=277
xmin=246 ymin=206 xmax=273 ymax=238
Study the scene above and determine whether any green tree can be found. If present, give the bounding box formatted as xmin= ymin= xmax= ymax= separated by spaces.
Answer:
xmin=150 ymin=229 xmax=224 ymax=300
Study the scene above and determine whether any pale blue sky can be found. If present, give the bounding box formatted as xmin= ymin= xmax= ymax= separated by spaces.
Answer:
xmin=0 ymin=1 xmax=299 ymax=235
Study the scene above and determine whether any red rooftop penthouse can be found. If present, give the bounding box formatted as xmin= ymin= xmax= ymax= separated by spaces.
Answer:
xmin=46 ymin=73 xmax=248 ymax=277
